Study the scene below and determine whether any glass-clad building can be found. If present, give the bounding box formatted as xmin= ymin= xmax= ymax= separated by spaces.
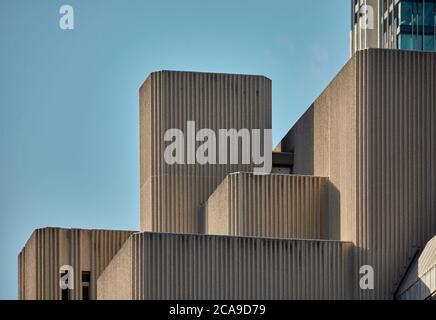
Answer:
xmin=351 ymin=0 xmax=436 ymax=55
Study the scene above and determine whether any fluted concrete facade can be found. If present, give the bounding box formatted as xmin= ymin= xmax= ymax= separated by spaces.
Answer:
xmin=19 ymin=49 xmax=436 ymax=300
xmin=396 ymin=235 xmax=436 ymax=300
xmin=18 ymin=228 xmax=135 ymax=300
xmin=204 ymin=173 xmax=328 ymax=239
xmin=140 ymin=71 xmax=272 ymax=234
xmin=97 ymin=232 xmax=354 ymax=300
xmin=276 ymin=49 xmax=436 ymax=299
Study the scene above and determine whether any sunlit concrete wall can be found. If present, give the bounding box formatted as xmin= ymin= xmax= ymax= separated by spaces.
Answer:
xmin=18 ymin=228 xmax=135 ymax=300
xmin=97 ymin=232 xmax=354 ymax=300
xmin=140 ymin=71 xmax=272 ymax=234
xmin=276 ymin=49 xmax=436 ymax=299
xmin=204 ymin=173 xmax=328 ymax=239
xmin=97 ymin=236 xmax=133 ymax=300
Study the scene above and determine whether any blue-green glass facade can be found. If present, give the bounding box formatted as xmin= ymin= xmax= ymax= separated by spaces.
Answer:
xmin=395 ymin=0 xmax=436 ymax=51
xmin=351 ymin=0 xmax=435 ymax=55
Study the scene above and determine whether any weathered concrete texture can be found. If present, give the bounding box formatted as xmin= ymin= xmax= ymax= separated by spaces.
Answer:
xmin=204 ymin=173 xmax=328 ymax=240
xmin=97 ymin=237 xmax=133 ymax=300
xmin=396 ymin=235 xmax=436 ymax=300
xmin=18 ymin=228 xmax=135 ymax=300
xmin=140 ymin=71 xmax=272 ymax=234
xmin=97 ymin=232 xmax=354 ymax=300
xmin=275 ymin=53 xmax=357 ymax=242
xmin=276 ymin=49 xmax=436 ymax=299
xmin=19 ymin=49 xmax=436 ymax=301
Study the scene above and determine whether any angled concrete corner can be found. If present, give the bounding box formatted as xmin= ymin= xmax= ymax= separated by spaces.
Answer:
xmin=396 ymin=235 xmax=436 ymax=300
xmin=140 ymin=71 xmax=272 ymax=234
xmin=97 ymin=235 xmax=134 ymax=300
xmin=204 ymin=172 xmax=328 ymax=240
xmin=97 ymin=232 xmax=354 ymax=300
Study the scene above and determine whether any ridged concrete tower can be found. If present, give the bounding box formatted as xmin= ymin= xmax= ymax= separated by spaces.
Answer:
xmin=19 ymin=50 xmax=436 ymax=301
xmin=276 ymin=49 xmax=436 ymax=299
xmin=18 ymin=228 xmax=134 ymax=300
xmin=140 ymin=71 xmax=272 ymax=233
xmin=204 ymin=173 xmax=328 ymax=239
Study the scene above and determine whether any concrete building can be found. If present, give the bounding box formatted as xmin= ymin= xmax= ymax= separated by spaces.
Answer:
xmin=140 ymin=71 xmax=272 ymax=234
xmin=276 ymin=48 xmax=436 ymax=299
xmin=203 ymin=173 xmax=328 ymax=240
xmin=18 ymin=228 xmax=134 ymax=300
xmin=18 ymin=4 xmax=436 ymax=301
xmin=351 ymin=0 xmax=436 ymax=55
xmin=97 ymin=232 xmax=354 ymax=300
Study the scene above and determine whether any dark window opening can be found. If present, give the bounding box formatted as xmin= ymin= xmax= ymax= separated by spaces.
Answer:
xmin=60 ymin=270 xmax=71 ymax=301
xmin=81 ymin=271 xmax=91 ymax=300
xmin=61 ymin=288 xmax=69 ymax=301
xmin=82 ymin=271 xmax=90 ymax=282
xmin=82 ymin=285 xmax=89 ymax=300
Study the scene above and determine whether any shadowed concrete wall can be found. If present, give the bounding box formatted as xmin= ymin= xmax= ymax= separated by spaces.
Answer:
xmin=140 ymin=71 xmax=272 ymax=234
xmin=18 ymin=228 xmax=135 ymax=300
xmin=276 ymin=49 xmax=436 ymax=299
xmin=97 ymin=232 xmax=354 ymax=300
xmin=396 ymin=235 xmax=436 ymax=300
xmin=204 ymin=173 xmax=328 ymax=239
xmin=275 ymin=54 xmax=357 ymax=242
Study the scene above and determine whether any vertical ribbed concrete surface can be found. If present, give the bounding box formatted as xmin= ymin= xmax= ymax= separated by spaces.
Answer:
xmin=97 ymin=232 xmax=354 ymax=300
xmin=204 ymin=173 xmax=328 ymax=239
xmin=18 ymin=228 xmax=135 ymax=300
xmin=277 ymin=49 xmax=436 ymax=299
xmin=140 ymin=71 xmax=272 ymax=234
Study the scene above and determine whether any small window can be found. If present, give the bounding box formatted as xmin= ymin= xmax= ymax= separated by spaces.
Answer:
xmin=81 ymin=271 xmax=91 ymax=300
xmin=60 ymin=269 xmax=71 ymax=300
xmin=61 ymin=288 xmax=69 ymax=301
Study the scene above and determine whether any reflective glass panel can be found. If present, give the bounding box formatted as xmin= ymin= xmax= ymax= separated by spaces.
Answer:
xmin=424 ymin=2 xmax=435 ymax=26
xmin=424 ymin=34 xmax=435 ymax=51
xmin=400 ymin=1 xmax=414 ymax=26
xmin=399 ymin=33 xmax=414 ymax=50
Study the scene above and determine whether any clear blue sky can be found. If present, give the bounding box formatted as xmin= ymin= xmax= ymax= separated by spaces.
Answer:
xmin=0 ymin=0 xmax=349 ymax=299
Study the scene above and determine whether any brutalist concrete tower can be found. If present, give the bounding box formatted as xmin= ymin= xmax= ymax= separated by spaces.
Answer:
xmin=276 ymin=48 xmax=436 ymax=299
xmin=19 ymin=50 xmax=436 ymax=300
xmin=18 ymin=228 xmax=134 ymax=300
xmin=140 ymin=71 xmax=272 ymax=234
